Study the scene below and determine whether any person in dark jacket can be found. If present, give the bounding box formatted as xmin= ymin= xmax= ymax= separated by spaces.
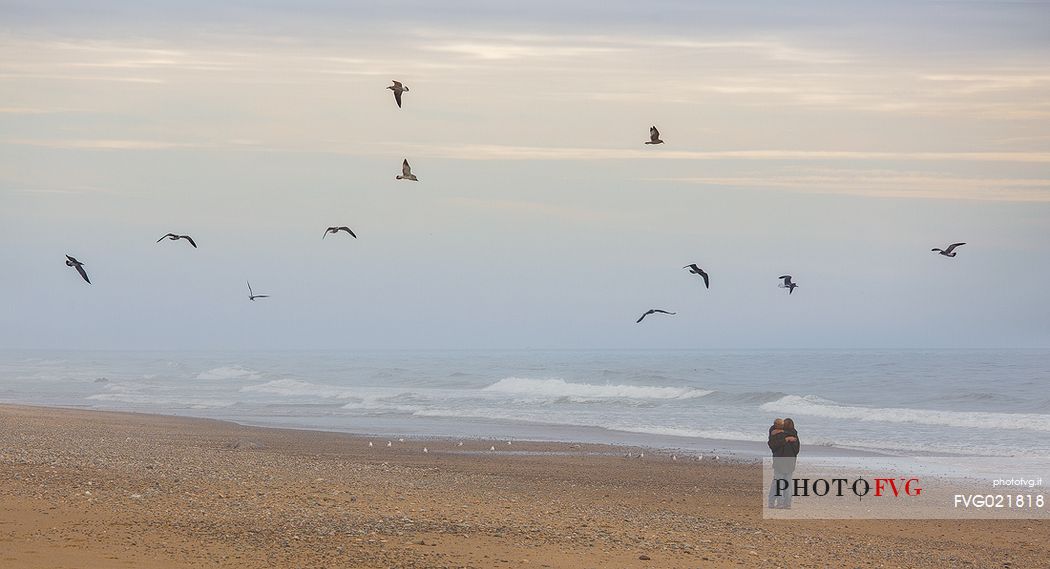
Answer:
xmin=767 ymin=418 xmax=800 ymax=509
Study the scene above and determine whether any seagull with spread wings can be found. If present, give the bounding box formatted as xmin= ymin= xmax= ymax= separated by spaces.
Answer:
xmin=323 ymin=226 xmax=357 ymax=239
xmin=931 ymin=242 xmax=966 ymax=257
xmin=636 ymin=309 xmax=676 ymax=323
xmin=645 ymin=126 xmax=664 ymax=145
xmin=778 ymin=275 xmax=798 ymax=294
xmin=247 ymin=281 xmax=270 ymax=301
xmin=396 ymin=159 xmax=419 ymax=181
xmin=156 ymin=233 xmax=197 ymax=248
xmin=65 ymin=255 xmax=90 ymax=284
xmin=387 ymin=80 xmax=409 ymax=108
xmin=683 ymin=264 xmax=710 ymax=289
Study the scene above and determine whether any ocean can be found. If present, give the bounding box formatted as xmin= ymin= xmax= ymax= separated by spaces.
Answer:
xmin=1 ymin=349 xmax=1048 ymax=457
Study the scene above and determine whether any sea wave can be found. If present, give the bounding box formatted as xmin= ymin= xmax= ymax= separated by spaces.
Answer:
xmin=482 ymin=377 xmax=713 ymax=401
xmin=762 ymin=395 xmax=1050 ymax=432
xmin=196 ymin=365 xmax=261 ymax=380
xmin=86 ymin=392 xmax=233 ymax=409
xmin=240 ymin=379 xmax=353 ymax=399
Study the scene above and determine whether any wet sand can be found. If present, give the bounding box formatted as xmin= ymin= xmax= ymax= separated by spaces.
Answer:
xmin=1 ymin=404 xmax=1047 ymax=568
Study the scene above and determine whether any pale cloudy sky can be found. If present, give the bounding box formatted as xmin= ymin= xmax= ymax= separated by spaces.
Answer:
xmin=2 ymin=1 xmax=1049 ymax=349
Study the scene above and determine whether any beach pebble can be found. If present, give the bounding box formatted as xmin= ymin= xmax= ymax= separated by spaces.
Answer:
xmin=638 ymin=554 xmax=651 ymax=560
xmin=226 ymin=439 xmax=265 ymax=450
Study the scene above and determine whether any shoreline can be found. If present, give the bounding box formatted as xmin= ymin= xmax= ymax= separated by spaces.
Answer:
xmin=0 ymin=399 xmax=888 ymax=460
xmin=3 ymin=403 xmax=1049 ymax=568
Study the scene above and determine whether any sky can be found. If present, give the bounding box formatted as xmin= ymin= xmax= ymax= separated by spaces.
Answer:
xmin=2 ymin=0 xmax=1049 ymax=350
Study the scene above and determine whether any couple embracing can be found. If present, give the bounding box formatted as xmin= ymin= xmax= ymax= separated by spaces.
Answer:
xmin=767 ymin=417 xmax=800 ymax=509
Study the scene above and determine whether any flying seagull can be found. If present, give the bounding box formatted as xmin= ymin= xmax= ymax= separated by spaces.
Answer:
xmin=636 ymin=309 xmax=676 ymax=323
xmin=65 ymin=255 xmax=90 ymax=284
xmin=931 ymin=242 xmax=966 ymax=257
xmin=156 ymin=233 xmax=197 ymax=248
xmin=247 ymin=281 xmax=269 ymax=301
xmin=323 ymin=226 xmax=357 ymax=239
xmin=387 ymin=80 xmax=409 ymax=108
xmin=396 ymin=159 xmax=418 ymax=181
xmin=683 ymin=264 xmax=710 ymax=289
xmin=645 ymin=126 xmax=664 ymax=145
xmin=778 ymin=275 xmax=798 ymax=294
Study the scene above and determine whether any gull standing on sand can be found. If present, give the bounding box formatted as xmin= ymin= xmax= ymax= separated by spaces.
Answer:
xmin=323 ymin=226 xmax=357 ymax=239
xmin=636 ymin=309 xmax=676 ymax=323
xmin=387 ymin=441 xmax=392 ymax=447
xmin=247 ymin=282 xmax=270 ymax=301
xmin=156 ymin=233 xmax=197 ymax=248
xmin=423 ymin=447 xmax=428 ymax=454
xmin=778 ymin=275 xmax=798 ymax=294
xmin=931 ymin=242 xmax=966 ymax=257
xmin=387 ymin=80 xmax=409 ymax=108
xmin=396 ymin=159 xmax=419 ymax=181
xmin=368 ymin=441 xmax=373 ymax=447
xmin=683 ymin=264 xmax=710 ymax=289
xmin=645 ymin=126 xmax=664 ymax=145
xmin=490 ymin=445 xmax=496 ymax=451
xmin=65 ymin=255 xmax=90 ymax=284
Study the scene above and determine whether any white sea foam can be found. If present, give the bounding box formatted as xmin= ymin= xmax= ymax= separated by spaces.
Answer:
xmin=196 ymin=365 xmax=261 ymax=380
xmin=482 ymin=377 xmax=713 ymax=401
xmin=605 ymin=424 xmax=766 ymax=442
xmin=240 ymin=379 xmax=353 ymax=399
xmin=86 ymin=392 xmax=233 ymax=409
xmin=762 ymin=395 xmax=1050 ymax=432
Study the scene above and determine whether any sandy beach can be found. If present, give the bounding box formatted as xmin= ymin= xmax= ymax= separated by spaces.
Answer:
xmin=1 ymin=404 xmax=1046 ymax=569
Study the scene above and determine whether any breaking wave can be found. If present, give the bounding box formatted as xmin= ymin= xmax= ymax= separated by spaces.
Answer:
xmin=762 ymin=395 xmax=1050 ymax=432
xmin=240 ymin=379 xmax=354 ymax=399
xmin=196 ymin=366 xmax=261 ymax=380
xmin=482 ymin=377 xmax=713 ymax=401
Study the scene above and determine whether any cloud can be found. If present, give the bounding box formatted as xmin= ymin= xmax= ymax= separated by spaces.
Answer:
xmin=1 ymin=138 xmax=208 ymax=150
xmin=9 ymin=138 xmax=1050 ymax=170
xmin=0 ymin=106 xmax=75 ymax=114
xmin=0 ymin=72 xmax=165 ymax=83
xmin=391 ymin=144 xmax=1050 ymax=164
xmin=423 ymin=40 xmax=624 ymax=61
xmin=648 ymin=169 xmax=1050 ymax=202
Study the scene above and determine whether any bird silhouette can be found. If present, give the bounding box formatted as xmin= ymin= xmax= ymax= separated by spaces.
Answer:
xmin=65 ymin=255 xmax=90 ymax=284
xmin=636 ymin=309 xmax=676 ymax=323
xmin=396 ymin=159 xmax=418 ymax=181
xmin=156 ymin=233 xmax=197 ymax=248
xmin=645 ymin=126 xmax=664 ymax=145
xmin=683 ymin=264 xmax=710 ymax=289
xmin=247 ymin=281 xmax=270 ymax=301
xmin=387 ymin=80 xmax=409 ymax=108
xmin=778 ymin=275 xmax=798 ymax=294
xmin=932 ymin=242 xmax=966 ymax=257
xmin=323 ymin=226 xmax=357 ymax=239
